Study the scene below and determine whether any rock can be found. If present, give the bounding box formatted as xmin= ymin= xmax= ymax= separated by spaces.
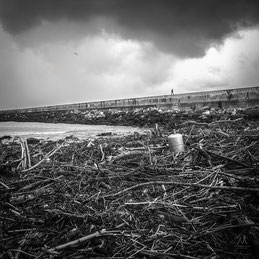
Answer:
xmin=0 ymin=135 xmax=12 ymax=145
xmin=202 ymin=110 xmax=211 ymax=116
xmin=27 ymin=137 xmax=41 ymax=144
xmin=200 ymin=106 xmax=211 ymax=111
xmin=243 ymin=106 xmax=259 ymax=120
xmin=97 ymin=132 xmax=113 ymax=136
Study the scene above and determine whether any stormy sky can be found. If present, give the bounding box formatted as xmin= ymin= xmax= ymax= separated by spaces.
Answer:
xmin=0 ymin=0 xmax=259 ymax=109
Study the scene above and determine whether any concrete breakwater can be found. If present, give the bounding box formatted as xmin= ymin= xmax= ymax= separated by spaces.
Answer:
xmin=0 ymin=86 xmax=258 ymax=128
xmin=0 ymin=86 xmax=259 ymax=115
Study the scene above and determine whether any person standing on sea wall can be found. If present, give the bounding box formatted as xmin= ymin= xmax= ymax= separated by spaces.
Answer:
xmin=171 ymin=89 xmax=174 ymax=95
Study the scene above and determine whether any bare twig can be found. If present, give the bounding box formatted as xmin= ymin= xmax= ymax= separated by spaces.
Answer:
xmin=47 ymin=229 xmax=107 ymax=253
xmin=0 ymin=181 xmax=10 ymax=189
xmin=102 ymin=180 xmax=259 ymax=198
xmin=21 ymin=142 xmax=65 ymax=173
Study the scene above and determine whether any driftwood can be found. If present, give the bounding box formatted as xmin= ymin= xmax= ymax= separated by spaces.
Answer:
xmin=102 ymin=180 xmax=259 ymax=199
xmin=107 ymin=150 xmax=156 ymax=163
xmin=47 ymin=229 xmax=107 ymax=253
xmin=0 ymin=114 xmax=259 ymax=258
xmin=205 ymin=149 xmax=250 ymax=168
xmin=21 ymin=141 xmax=65 ymax=173
xmin=181 ymin=118 xmax=243 ymax=127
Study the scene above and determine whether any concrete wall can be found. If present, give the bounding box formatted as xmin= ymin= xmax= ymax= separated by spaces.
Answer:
xmin=157 ymin=86 xmax=259 ymax=110
xmin=0 ymin=86 xmax=259 ymax=114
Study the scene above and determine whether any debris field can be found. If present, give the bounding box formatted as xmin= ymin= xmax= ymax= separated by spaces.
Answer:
xmin=0 ymin=109 xmax=259 ymax=258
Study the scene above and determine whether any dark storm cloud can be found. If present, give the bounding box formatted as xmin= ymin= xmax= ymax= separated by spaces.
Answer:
xmin=0 ymin=0 xmax=259 ymax=56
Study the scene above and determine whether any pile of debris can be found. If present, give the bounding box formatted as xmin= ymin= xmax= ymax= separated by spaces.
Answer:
xmin=0 ymin=113 xmax=259 ymax=258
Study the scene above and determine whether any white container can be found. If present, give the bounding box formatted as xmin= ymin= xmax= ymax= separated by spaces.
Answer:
xmin=168 ymin=133 xmax=185 ymax=153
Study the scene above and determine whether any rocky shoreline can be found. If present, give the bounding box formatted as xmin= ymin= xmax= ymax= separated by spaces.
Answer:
xmin=1 ymin=106 xmax=259 ymax=129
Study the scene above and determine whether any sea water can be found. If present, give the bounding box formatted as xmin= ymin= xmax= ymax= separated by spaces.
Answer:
xmin=0 ymin=121 xmax=143 ymax=140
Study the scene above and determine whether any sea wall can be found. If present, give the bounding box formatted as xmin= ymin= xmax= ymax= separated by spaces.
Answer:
xmin=0 ymin=86 xmax=258 ymax=114
xmin=0 ymin=87 xmax=258 ymax=128
xmin=162 ymin=86 xmax=259 ymax=110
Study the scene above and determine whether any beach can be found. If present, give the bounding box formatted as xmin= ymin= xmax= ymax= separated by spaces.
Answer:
xmin=1 ymin=107 xmax=259 ymax=258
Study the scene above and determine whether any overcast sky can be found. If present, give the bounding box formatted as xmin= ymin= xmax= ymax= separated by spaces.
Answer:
xmin=0 ymin=0 xmax=259 ymax=109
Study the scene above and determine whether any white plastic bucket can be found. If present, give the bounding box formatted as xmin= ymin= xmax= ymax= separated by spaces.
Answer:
xmin=168 ymin=133 xmax=185 ymax=153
